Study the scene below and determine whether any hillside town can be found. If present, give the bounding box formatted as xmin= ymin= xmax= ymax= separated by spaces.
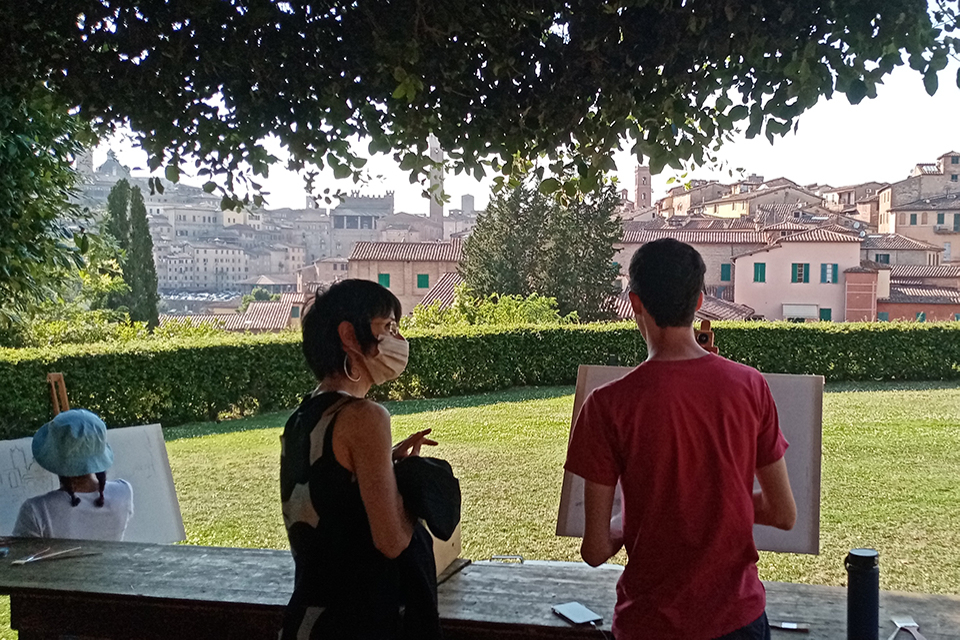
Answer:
xmin=79 ymin=149 xmax=960 ymax=331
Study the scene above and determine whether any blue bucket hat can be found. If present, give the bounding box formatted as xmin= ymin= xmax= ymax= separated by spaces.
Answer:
xmin=32 ymin=409 xmax=114 ymax=477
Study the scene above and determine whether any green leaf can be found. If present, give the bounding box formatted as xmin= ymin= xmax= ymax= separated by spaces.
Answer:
xmin=923 ymin=71 xmax=939 ymax=96
xmin=164 ymin=164 xmax=180 ymax=182
xmin=538 ymin=178 xmax=560 ymax=194
xmin=202 ymin=181 xmax=217 ymax=193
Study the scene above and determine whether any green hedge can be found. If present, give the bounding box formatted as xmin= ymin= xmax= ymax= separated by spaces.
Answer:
xmin=1 ymin=322 xmax=958 ymax=438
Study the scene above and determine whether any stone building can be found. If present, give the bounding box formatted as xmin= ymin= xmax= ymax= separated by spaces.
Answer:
xmin=614 ymin=228 xmax=767 ymax=295
xmin=732 ymin=228 xmax=862 ymax=321
xmin=860 ymin=234 xmax=943 ymax=266
xmin=878 ymin=151 xmax=960 ymax=240
xmin=702 ymin=184 xmax=823 ymax=218
xmin=349 ymin=240 xmax=464 ymax=313
xmin=885 ymin=194 xmax=960 ymax=262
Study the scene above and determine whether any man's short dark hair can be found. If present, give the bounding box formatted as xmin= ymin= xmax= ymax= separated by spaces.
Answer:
xmin=628 ymin=238 xmax=705 ymax=328
xmin=301 ymin=279 xmax=402 ymax=379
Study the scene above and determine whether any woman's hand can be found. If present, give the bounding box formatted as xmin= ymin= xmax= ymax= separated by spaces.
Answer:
xmin=392 ymin=429 xmax=438 ymax=461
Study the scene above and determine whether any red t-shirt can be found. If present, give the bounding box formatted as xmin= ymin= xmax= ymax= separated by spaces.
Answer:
xmin=564 ymin=354 xmax=788 ymax=640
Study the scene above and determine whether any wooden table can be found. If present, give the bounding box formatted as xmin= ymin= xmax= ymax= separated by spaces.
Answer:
xmin=0 ymin=539 xmax=958 ymax=639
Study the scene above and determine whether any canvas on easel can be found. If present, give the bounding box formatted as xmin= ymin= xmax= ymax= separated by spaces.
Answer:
xmin=0 ymin=424 xmax=186 ymax=543
xmin=557 ymin=365 xmax=823 ymax=555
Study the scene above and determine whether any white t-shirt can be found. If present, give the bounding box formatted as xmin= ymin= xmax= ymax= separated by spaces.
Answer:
xmin=12 ymin=479 xmax=134 ymax=541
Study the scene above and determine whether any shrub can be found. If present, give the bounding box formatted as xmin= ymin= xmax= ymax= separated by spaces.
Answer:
xmin=1 ymin=321 xmax=957 ymax=438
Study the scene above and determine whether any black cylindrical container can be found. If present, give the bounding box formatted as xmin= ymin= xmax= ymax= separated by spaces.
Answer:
xmin=845 ymin=548 xmax=879 ymax=640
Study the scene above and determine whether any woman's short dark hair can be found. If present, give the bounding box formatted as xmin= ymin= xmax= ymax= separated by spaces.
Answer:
xmin=628 ymin=238 xmax=705 ymax=328
xmin=301 ymin=279 xmax=402 ymax=379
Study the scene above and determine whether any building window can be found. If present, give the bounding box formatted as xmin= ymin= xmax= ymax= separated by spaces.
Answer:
xmin=720 ymin=264 xmax=732 ymax=282
xmin=921 ymin=212 xmax=928 ymax=225
xmin=820 ymin=263 xmax=839 ymax=284
xmin=791 ymin=263 xmax=810 ymax=283
xmin=875 ymin=253 xmax=890 ymax=264
xmin=953 ymin=156 xmax=959 ymax=164
xmin=953 ymin=175 xmax=958 ymax=182
xmin=819 ymin=308 xmax=832 ymax=322
xmin=291 ymin=306 xmax=300 ymax=318
xmin=378 ymin=273 xmax=390 ymax=288
xmin=916 ymin=312 xmax=926 ymax=322
xmin=753 ymin=263 xmax=766 ymax=283
xmin=417 ymin=274 xmax=430 ymax=289
xmin=955 ymin=214 xmax=960 ymax=232
xmin=878 ymin=312 xmax=889 ymax=322
xmin=910 ymin=213 xmax=917 ymax=225
xmin=938 ymin=212 xmax=945 ymax=225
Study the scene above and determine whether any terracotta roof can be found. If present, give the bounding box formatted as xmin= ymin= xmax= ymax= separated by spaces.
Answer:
xmin=880 ymin=284 xmax=960 ymax=305
xmin=844 ymin=265 xmax=878 ymax=274
xmin=698 ymin=296 xmax=758 ymax=321
xmin=702 ymin=184 xmax=821 ymax=205
xmin=890 ymin=194 xmax=960 ymax=211
xmin=620 ymin=229 xmax=768 ymax=245
xmin=239 ymin=273 xmax=299 ymax=286
xmin=861 ymin=234 xmax=942 ymax=251
xmin=159 ymin=313 xmax=245 ymax=330
xmin=890 ymin=264 xmax=960 ymax=279
xmin=778 ymin=228 xmax=862 ymax=243
xmin=241 ymin=301 xmax=294 ymax=330
xmin=350 ymin=239 xmax=463 ymax=262
xmin=762 ymin=221 xmax=809 ymax=232
xmin=418 ymin=272 xmax=464 ymax=309
xmin=609 ymin=291 xmax=754 ymax=321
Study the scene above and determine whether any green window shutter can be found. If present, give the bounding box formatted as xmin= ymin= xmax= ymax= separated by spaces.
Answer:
xmin=378 ymin=273 xmax=390 ymax=288
xmin=832 ymin=264 xmax=838 ymax=283
xmin=720 ymin=264 xmax=731 ymax=282
xmin=820 ymin=263 xmax=827 ymax=283
xmin=954 ymin=214 xmax=960 ymax=232
xmin=916 ymin=312 xmax=926 ymax=323
xmin=753 ymin=263 xmax=765 ymax=282
xmin=910 ymin=213 xmax=917 ymax=225
xmin=417 ymin=274 xmax=429 ymax=289
xmin=955 ymin=313 xmax=960 ymax=321
xmin=938 ymin=213 xmax=945 ymax=225
xmin=803 ymin=264 xmax=810 ymax=283
xmin=791 ymin=263 xmax=799 ymax=283
xmin=878 ymin=312 xmax=889 ymax=322
xmin=819 ymin=308 xmax=832 ymax=321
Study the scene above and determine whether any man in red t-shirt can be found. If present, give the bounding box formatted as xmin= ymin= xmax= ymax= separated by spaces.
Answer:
xmin=565 ymin=238 xmax=797 ymax=640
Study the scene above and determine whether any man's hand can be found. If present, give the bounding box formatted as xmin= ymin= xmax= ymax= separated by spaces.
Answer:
xmin=392 ymin=429 xmax=438 ymax=461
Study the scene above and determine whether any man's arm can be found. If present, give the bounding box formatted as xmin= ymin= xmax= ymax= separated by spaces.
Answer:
xmin=753 ymin=457 xmax=797 ymax=530
xmin=581 ymin=480 xmax=624 ymax=567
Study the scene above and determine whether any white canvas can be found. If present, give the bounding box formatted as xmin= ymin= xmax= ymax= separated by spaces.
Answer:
xmin=557 ymin=365 xmax=823 ymax=555
xmin=0 ymin=424 xmax=185 ymax=543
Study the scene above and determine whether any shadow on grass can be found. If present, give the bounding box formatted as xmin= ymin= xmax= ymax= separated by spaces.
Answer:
xmin=825 ymin=380 xmax=960 ymax=394
xmin=163 ymin=385 xmax=575 ymax=442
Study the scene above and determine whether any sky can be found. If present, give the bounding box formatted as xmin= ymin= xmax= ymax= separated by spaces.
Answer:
xmin=99 ymin=63 xmax=960 ymax=214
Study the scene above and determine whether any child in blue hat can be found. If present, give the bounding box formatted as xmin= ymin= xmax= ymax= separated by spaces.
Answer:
xmin=13 ymin=409 xmax=134 ymax=541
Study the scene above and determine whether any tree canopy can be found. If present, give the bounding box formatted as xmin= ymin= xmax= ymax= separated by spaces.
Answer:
xmin=460 ymin=181 xmax=622 ymax=320
xmin=0 ymin=84 xmax=91 ymax=322
xmin=3 ymin=0 xmax=957 ymax=200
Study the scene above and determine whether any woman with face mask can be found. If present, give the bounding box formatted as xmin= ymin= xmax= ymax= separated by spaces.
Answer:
xmin=279 ymin=279 xmax=441 ymax=640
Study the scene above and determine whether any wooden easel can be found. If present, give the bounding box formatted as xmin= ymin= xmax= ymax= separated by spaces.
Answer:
xmin=47 ymin=372 xmax=70 ymax=416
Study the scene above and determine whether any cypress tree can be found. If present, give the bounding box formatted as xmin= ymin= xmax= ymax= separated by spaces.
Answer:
xmin=105 ymin=179 xmax=131 ymax=251
xmin=126 ymin=186 xmax=159 ymax=327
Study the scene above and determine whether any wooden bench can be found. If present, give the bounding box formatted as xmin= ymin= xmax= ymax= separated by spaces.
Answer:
xmin=0 ymin=539 xmax=958 ymax=639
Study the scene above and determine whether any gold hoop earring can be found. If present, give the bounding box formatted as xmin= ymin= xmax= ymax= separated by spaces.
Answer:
xmin=343 ymin=354 xmax=361 ymax=382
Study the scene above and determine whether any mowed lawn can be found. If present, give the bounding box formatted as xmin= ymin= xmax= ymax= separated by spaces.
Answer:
xmin=2 ymin=381 xmax=959 ymax=638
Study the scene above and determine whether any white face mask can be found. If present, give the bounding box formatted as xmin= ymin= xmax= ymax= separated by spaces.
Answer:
xmin=364 ymin=334 xmax=409 ymax=385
